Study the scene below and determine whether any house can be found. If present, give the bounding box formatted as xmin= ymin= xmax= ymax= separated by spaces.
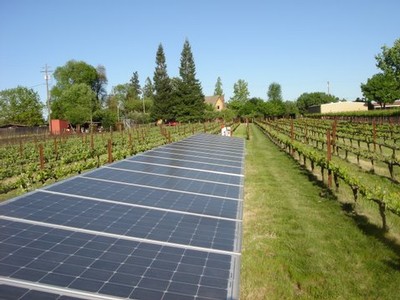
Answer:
xmin=204 ymin=95 xmax=225 ymax=111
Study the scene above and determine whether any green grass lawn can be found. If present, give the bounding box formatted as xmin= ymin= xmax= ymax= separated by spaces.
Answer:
xmin=236 ymin=123 xmax=400 ymax=299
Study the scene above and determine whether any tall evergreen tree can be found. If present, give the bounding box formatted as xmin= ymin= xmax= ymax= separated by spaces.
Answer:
xmin=152 ymin=43 xmax=173 ymax=121
xmin=214 ymin=77 xmax=224 ymax=96
xmin=175 ymin=39 xmax=205 ymax=122
xmin=128 ymin=71 xmax=141 ymax=100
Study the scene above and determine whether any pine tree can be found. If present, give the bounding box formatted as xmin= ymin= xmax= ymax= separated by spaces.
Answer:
xmin=175 ymin=39 xmax=205 ymax=122
xmin=214 ymin=77 xmax=223 ymax=96
xmin=152 ymin=44 xmax=173 ymax=121
xmin=127 ymin=71 xmax=141 ymax=100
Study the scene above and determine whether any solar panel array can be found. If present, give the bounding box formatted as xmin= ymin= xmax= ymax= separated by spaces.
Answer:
xmin=0 ymin=133 xmax=244 ymax=300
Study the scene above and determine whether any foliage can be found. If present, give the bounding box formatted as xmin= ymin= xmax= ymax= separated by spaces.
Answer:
xmin=376 ymin=38 xmax=400 ymax=82
xmin=361 ymin=73 xmax=400 ymax=108
xmin=214 ymin=76 xmax=224 ymax=96
xmin=0 ymin=86 xmax=44 ymax=126
xmin=152 ymin=44 xmax=173 ymax=121
xmin=51 ymin=60 xmax=107 ymax=122
xmin=93 ymin=108 xmax=117 ymax=129
xmin=52 ymin=83 xmax=95 ymax=126
xmin=94 ymin=65 xmax=108 ymax=103
xmin=227 ymin=79 xmax=250 ymax=116
xmin=267 ymin=82 xmax=283 ymax=102
xmin=230 ymin=79 xmax=250 ymax=103
xmin=127 ymin=71 xmax=141 ymax=101
xmin=296 ymin=92 xmax=339 ymax=114
xmin=362 ymin=38 xmax=400 ymax=107
xmin=142 ymin=77 xmax=154 ymax=100
xmin=284 ymin=100 xmax=299 ymax=116
xmin=174 ymin=39 xmax=205 ymax=122
xmin=239 ymin=97 xmax=264 ymax=119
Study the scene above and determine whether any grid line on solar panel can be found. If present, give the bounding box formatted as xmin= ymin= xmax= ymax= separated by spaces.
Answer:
xmin=1 ymin=189 xmax=241 ymax=253
xmin=39 ymin=189 xmax=241 ymax=222
xmin=162 ymin=143 xmax=243 ymax=159
xmin=163 ymin=143 xmax=244 ymax=160
xmin=44 ymin=177 xmax=240 ymax=219
xmin=105 ymin=164 xmax=242 ymax=187
xmin=139 ymin=153 xmax=243 ymax=170
xmin=108 ymin=160 xmax=243 ymax=185
xmin=143 ymin=149 xmax=243 ymax=167
xmin=83 ymin=168 xmax=241 ymax=199
xmin=118 ymin=159 xmax=244 ymax=178
xmin=150 ymin=147 xmax=243 ymax=164
xmin=80 ymin=175 xmax=240 ymax=201
xmin=128 ymin=156 xmax=243 ymax=175
xmin=1 ymin=215 xmax=240 ymax=256
xmin=171 ymin=139 xmax=244 ymax=154
xmin=182 ymin=134 xmax=244 ymax=148
xmin=0 ymin=219 xmax=239 ymax=299
xmin=0 ymin=281 xmax=113 ymax=300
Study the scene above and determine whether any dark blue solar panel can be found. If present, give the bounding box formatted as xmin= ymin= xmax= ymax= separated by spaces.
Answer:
xmin=111 ymin=160 xmax=243 ymax=185
xmin=142 ymin=148 xmax=243 ymax=168
xmin=0 ymin=192 xmax=238 ymax=251
xmin=82 ymin=168 xmax=240 ymax=199
xmin=128 ymin=155 xmax=242 ymax=174
xmin=45 ymin=177 xmax=239 ymax=219
xmin=0 ymin=219 xmax=238 ymax=300
xmin=0 ymin=133 xmax=243 ymax=299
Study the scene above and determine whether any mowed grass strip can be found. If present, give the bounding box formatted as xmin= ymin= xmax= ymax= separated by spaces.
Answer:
xmin=237 ymin=124 xmax=400 ymax=300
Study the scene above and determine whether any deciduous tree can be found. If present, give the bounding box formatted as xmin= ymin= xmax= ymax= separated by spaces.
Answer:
xmin=361 ymin=73 xmax=400 ymax=108
xmin=296 ymin=92 xmax=339 ymax=114
xmin=0 ymin=86 xmax=44 ymax=126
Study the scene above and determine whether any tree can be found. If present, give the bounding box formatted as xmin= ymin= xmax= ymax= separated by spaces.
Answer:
xmin=51 ymin=60 xmax=106 ymax=122
xmin=361 ymin=73 xmax=400 ymax=108
xmin=376 ymin=38 xmax=400 ymax=83
xmin=51 ymin=83 xmax=95 ymax=126
xmin=296 ymin=92 xmax=339 ymax=114
xmin=127 ymin=71 xmax=141 ymax=100
xmin=0 ymin=86 xmax=44 ymax=126
xmin=94 ymin=65 xmax=108 ymax=105
xmin=174 ymin=39 xmax=205 ymax=122
xmin=228 ymin=79 xmax=250 ymax=114
xmin=284 ymin=100 xmax=299 ymax=116
xmin=152 ymin=43 xmax=173 ymax=121
xmin=265 ymin=82 xmax=285 ymax=117
xmin=361 ymin=39 xmax=400 ymax=107
xmin=214 ymin=77 xmax=223 ymax=96
xmin=142 ymin=77 xmax=154 ymax=100
xmin=267 ymin=82 xmax=283 ymax=102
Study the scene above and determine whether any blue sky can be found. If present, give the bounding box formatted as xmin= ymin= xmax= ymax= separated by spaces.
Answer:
xmin=0 ymin=0 xmax=399 ymax=105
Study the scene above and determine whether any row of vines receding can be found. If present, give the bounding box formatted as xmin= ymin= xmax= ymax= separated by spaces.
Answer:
xmin=256 ymin=117 xmax=400 ymax=232
xmin=0 ymin=122 xmax=230 ymax=197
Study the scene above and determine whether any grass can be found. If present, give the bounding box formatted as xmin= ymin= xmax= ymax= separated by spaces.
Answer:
xmin=236 ymin=123 xmax=400 ymax=299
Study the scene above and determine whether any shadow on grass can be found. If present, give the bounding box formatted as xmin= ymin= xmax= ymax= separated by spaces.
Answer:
xmin=293 ymin=159 xmax=400 ymax=272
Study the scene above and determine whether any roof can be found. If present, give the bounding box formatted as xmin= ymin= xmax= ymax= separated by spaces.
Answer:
xmin=204 ymin=95 xmax=224 ymax=106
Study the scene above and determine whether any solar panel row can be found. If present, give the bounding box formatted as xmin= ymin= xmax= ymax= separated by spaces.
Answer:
xmin=0 ymin=133 xmax=244 ymax=299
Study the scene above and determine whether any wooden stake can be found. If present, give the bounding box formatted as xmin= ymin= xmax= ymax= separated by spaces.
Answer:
xmin=39 ymin=144 xmax=44 ymax=170
xmin=108 ymin=139 xmax=112 ymax=163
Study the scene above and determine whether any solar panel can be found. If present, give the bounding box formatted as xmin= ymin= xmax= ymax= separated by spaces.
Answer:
xmin=0 ymin=133 xmax=244 ymax=299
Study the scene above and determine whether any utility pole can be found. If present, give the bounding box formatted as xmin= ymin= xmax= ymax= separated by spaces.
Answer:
xmin=41 ymin=64 xmax=52 ymax=133
xmin=327 ymin=81 xmax=330 ymax=96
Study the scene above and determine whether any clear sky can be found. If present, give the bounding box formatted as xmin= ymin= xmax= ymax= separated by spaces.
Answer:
xmin=0 ymin=0 xmax=399 ymax=105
